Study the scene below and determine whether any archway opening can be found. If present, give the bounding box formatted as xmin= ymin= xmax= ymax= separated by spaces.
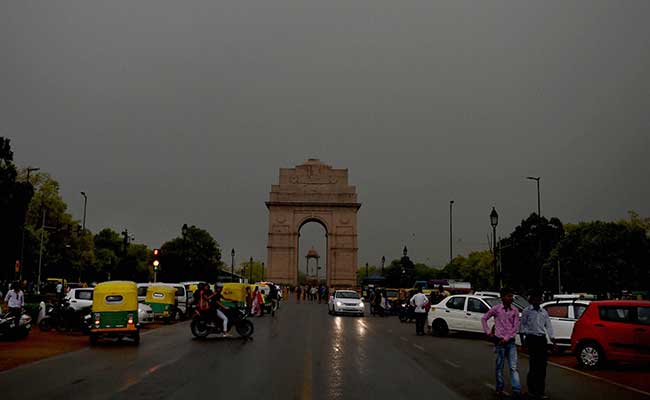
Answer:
xmin=298 ymin=220 xmax=327 ymax=287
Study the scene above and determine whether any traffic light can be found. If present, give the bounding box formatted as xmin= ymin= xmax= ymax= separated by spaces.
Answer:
xmin=153 ymin=248 xmax=160 ymax=272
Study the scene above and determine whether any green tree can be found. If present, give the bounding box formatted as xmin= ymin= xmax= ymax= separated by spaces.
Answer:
xmin=548 ymin=219 xmax=650 ymax=295
xmin=93 ymin=228 xmax=125 ymax=281
xmin=500 ymin=213 xmax=564 ymax=292
xmin=438 ymin=251 xmax=494 ymax=290
xmin=237 ymin=260 xmax=265 ymax=283
xmin=158 ymin=225 xmax=223 ymax=282
xmin=22 ymin=172 xmax=91 ymax=282
xmin=357 ymin=264 xmax=380 ymax=282
xmin=0 ymin=138 xmax=34 ymax=280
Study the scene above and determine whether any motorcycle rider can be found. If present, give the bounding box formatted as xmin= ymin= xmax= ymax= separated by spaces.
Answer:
xmin=207 ymin=283 xmax=230 ymax=337
xmin=4 ymin=282 xmax=24 ymax=327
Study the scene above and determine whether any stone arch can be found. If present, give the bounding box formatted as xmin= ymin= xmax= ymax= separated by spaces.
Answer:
xmin=266 ymin=159 xmax=361 ymax=288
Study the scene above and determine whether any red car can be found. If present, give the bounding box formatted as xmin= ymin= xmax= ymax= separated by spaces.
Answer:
xmin=571 ymin=300 xmax=650 ymax=369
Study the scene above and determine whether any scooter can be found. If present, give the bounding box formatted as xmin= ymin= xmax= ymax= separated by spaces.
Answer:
xmin=0 ymin=311 xmax=32 ymax=340
xmin=190 ymin=308 xmax=254 ymax=339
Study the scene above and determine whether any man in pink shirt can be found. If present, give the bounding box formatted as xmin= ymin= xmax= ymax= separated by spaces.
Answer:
xmin=481 ymin=287 xmax=521 ymax=398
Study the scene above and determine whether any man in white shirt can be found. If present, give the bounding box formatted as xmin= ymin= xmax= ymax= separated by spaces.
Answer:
xmin=4 ymin=283 xmax=24 ymax=327
xmin=409 ymin=287 xmax=429 ymax=336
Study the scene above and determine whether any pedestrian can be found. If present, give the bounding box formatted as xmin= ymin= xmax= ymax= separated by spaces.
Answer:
xmin=410 ymin=286 xmax=429 ymax=335
xmin=481 ymin=287 xmax=521 ymax=398
xmin=296 ymin=286 xmax=302 ymax=303
xmin=4 ymin=282 xmax=24 ymax=327
xmin=251 ymin=287 xmax=260 ymax=316
xmin=521 ymin=289 xmax=554 ymax=399
xmin=268 ymin=283 xmax=279 ymax=316
xmin=245 ymin=286 xmax=253 ymax=315
xmin=310 ymin=286 xmax=317 ymax=303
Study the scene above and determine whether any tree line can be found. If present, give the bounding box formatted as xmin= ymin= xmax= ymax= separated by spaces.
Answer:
xmin=1 ymin=137 xmax=228 ymax=285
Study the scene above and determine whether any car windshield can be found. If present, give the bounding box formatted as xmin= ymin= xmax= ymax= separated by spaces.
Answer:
xmin=484 ymin=298 xmax=501 ymax=308
xmin=513 ymin=295 xmax=530 ymax=309
xmin=336 ymin=291 xmax=360 ymax=299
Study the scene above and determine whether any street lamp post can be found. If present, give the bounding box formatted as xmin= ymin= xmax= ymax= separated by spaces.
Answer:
xmin=526 ymin=176 xmax=541 ymax=217
xmin=231 ymin=248 xmax=235 ymax=282
xmin=490 ymin=207 xmax=499 ymax=290
xmin=381 ymin=256 xmax=385 ymax=275
xmin=365 ymin=262 xmax=369 ymax=280
xmin=80 ymin=192 xmax=88 ymax=231
xmin=449 ymin=200 xmax=454 ymax=264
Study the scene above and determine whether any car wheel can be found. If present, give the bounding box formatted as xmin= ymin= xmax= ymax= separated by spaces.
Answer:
xmin=432 ymin=319 xmax=449 ymax=337
xmin=577 ymin=342 xmax=604 ymax=369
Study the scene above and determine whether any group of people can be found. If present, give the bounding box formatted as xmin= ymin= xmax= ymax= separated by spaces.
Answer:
xmin=406 ymin=286 xmax=554 ymax=398
xmin=292 ymin=285 xmax=328 ymax=304
xmin=481 ymin=288 xmax=554 ymax=399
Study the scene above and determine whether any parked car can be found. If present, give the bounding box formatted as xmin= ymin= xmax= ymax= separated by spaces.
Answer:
xmin=571 ymin=300 xmax=650 ymax=369
xmin=138 ymin=303 xmax=154 ymax=324
xmin=472 ymin=291 xmax=531 ymax=311
xmin=137 ymin=283 xmax=151 ymax=303
xmin=328 ymin=290 xmax=365 ymax=316
xmin=542 ymin=299 xmax=591 ymax=350
xmin=65 ymin=288 xmax=94 ymax=312
xmin=428 ymin=295 xmax=502 ymax=336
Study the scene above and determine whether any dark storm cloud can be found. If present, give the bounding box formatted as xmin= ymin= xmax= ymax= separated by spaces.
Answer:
xmin=2 ymin=1 xmax=649 ymax=267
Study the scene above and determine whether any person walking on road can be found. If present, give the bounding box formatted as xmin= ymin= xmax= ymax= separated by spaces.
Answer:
xmin=521 ymin=289 xmax=554 ymax=399
xmin=295 ymin=286 xmax=302 ymax=303
xmin=481 ymin=288 xmax=521 ymax=398
xmin=410 ymin=287 xmax=429 ymax=335
xmin=4 ymin=282 xmax=24 ymax=327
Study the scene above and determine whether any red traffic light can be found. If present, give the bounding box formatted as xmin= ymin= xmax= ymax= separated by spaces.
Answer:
xmin=153 ymin=248 xmax=160 ymax=256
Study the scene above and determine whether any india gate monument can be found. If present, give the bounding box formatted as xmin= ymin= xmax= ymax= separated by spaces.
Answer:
xmin=266 ymin=159 xmax=361 ymax=288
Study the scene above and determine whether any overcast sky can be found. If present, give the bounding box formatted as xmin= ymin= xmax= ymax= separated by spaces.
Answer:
xmin=3 ymin=1 xmax=649 ymax=270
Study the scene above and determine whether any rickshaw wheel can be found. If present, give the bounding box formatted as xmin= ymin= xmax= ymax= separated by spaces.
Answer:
xmin=133 ymin=333 xmax=140 ymax=345
xmin=236 ymin=320 xmax=254 ymax=338
xmin=89 ymin=334 xmax=98 ymax=346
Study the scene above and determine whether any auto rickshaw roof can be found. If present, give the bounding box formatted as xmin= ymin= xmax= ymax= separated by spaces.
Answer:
xmin=94 ymin=281 xmax=137 ymax=294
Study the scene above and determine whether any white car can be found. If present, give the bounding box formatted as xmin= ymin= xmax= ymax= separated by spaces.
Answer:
xmin=65 ymin=288 xmax=94 ymax=311
xmin=138 ymin=303 xmax=154 ymax=324
xmin=428 ymin=295 xmax=502 ymax=336
xmin=328 ymin=290 xmax=365 ymax=316
xmin=519 ymin=299 xmax=591 ymax=350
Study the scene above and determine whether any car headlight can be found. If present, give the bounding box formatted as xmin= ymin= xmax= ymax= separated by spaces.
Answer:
xmin=358 ymin=302 xmax=364 ymax=308
xmin=336 ymin=301 xmax=342 ymax=307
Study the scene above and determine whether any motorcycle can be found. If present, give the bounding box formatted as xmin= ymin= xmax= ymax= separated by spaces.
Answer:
xmin=0 ymin=311 xmax=32 ymax=340
xmin=398 ymin=303 xmax=416 ymax=323
xmin=191 ymin=308 xmax=254 ymax=339
xmin=39 ymin=301 xmax=92 ymax=334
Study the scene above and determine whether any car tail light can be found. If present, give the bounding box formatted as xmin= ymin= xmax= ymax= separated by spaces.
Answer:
xmin=94 ymin=313 xmax=100 ymax=326
xmin=127 ymin=313 xmax=134 ymax=325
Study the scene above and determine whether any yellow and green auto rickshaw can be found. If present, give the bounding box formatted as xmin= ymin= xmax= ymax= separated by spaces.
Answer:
xmin=145 ymin=285 xmax=177 ymax=323
xmin=221 ymin=282 xmax=250 ymax=308
xmin=90 ymin=281 xmax=140 ymax=345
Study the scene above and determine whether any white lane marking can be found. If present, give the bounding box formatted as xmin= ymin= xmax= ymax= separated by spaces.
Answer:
xmin=444 ymin=359 xmax=460 ymax=368
xmin=399 ymin=336 xmax=408 ymax=342
xmin=518 ymin=351 xmax=650 ymax=397
xmin=413 ymin=344 xmax=425 ymax=351
xmin=547 ymin=359 xmax=650 ymax=397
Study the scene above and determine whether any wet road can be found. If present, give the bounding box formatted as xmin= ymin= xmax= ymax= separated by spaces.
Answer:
xmin=1 ymin=301 xmax=648 ymax=400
